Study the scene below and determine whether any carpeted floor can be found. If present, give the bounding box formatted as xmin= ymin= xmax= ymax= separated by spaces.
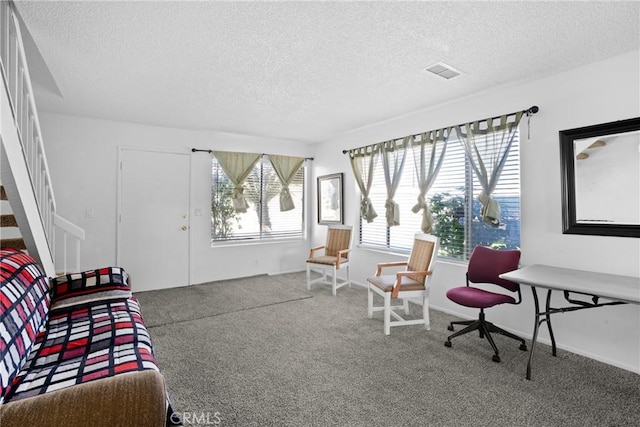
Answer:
xmin=134 ymin=272 xmax=640 ymax=427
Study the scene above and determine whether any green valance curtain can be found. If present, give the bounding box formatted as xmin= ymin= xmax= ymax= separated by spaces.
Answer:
xmin=411 ymin=128 xmax=450 ymax=233
xmin=344 ymin=106 xmax=537 ymax=231
xmin=381 ymin=138 xmax=408 ymax=226
xmin=347 ymin=145 xmax=380 ymax=223
xmin=269 ymin=155 xmax=305 ymax=212
xmin=345 ymin=130 xmax=448 ymax=228
xmin=455 ymin=111 xmax=523 ymax=226
xmin=212 ymin=151 xmax=262 ymax=213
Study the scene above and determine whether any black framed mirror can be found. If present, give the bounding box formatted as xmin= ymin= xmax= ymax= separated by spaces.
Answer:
xmin=559 ymin=117 xmax=640 ymax=237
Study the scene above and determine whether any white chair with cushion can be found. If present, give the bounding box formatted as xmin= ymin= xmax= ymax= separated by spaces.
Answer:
xmin=306 ymin=225 xmax=352 ymax=296
xmin=367 ymin=233 xmax=438 ymax=335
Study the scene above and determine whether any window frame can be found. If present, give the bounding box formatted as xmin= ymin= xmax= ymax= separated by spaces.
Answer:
xmin=210 ymin=156 xmax=306 ymax=244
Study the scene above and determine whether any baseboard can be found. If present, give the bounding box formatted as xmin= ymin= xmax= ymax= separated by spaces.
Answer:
xmin=431 ymin=304 xmax=640 ymax=375
xmin=268 ymin=269 xmax=305 ymax=276
xmin=349 ymin=280 xmax=368 ymax=289
xmin=544 ymin=342 xmax=640 ymax=374
xmin=268 ymin=270 xmax=368 ymax=289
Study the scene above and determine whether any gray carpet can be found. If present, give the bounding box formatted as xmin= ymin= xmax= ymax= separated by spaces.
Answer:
xmin=135 ymin=273 xmax=640 ymax=427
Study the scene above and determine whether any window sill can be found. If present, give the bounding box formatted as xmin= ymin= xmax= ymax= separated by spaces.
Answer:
xmin=210 ymin=237 xmax=305 ymax=249
xmin=356 ymin=243 xmax=469 ymax=266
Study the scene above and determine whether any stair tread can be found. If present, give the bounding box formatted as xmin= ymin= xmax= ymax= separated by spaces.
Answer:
xmin=0 ymin=237 xmax=27 ymax=250
xmin=1 ymin=214 xmax=19 ymax=227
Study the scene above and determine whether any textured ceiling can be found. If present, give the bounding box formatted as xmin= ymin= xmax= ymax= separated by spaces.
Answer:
xmin=13 ymin=0 xmax=640 ymax=144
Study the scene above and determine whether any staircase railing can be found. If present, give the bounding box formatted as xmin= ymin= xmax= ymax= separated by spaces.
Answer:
xmin=1 ymin=1 xmax=84 ymax=274
xmin=53 ymin=213 xmax=85 ymax=275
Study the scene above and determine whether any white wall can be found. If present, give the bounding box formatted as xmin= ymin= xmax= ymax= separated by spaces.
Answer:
xmin=311 ymin=50 xmax=640 ymax=373
xmin=41 ymin=50 xmax=639 ymax=373
xmin=39 ymin=114 xmax=314 ymax=284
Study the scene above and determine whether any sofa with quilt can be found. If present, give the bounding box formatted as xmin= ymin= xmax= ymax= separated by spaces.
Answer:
xmin=0 ymin=248 xmax=176 ymax=426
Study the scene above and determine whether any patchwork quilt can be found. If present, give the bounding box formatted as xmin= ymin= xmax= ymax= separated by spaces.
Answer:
xmin=0 ymin=249 xmax=51 ymax=404
xmin=4 ymin=297 xmax=160 ymax=402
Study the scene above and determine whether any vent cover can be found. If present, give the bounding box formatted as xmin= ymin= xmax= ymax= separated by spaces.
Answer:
xmin=423 ymin=62 xmax=461 ymax=80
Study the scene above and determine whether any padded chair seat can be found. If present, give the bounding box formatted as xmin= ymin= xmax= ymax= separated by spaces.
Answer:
xmin=306 ymin=255 xmax=344 ymax=266
xmin=446 ymin=286 xmax=516 ymax=309
xmin=367 ymin=274 xmax=425 ymax=293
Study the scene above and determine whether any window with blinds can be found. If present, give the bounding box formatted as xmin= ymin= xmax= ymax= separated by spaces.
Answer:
xmin=360 ymin=132 xmax=521 ymax=260
xmin=211 ymin=158 xmax=305 ymax=242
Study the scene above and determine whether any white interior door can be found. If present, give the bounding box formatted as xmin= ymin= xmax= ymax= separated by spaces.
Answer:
xmin=118 ymin=148 xmax=190 ymax=292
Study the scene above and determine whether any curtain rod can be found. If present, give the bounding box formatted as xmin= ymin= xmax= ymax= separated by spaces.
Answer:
xmin=341 ymin=105 xmax=539 ymax=154
xmin=191 ymin=148 xmax=313 ymax=161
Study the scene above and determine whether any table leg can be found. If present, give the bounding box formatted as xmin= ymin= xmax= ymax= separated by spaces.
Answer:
xmin=544 ymin=289 xmax=557 ymax=356
xmin=527 ymin=287 xmax=560 ymax=380
xmin=526 ymin=286 xmax=542 ymax=380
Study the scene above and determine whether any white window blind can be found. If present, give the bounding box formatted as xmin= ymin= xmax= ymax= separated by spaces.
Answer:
xmin=360 ymin=132 xmax=521 ymax=260
xmin=211 ymin=158 xmax=305 ymax=242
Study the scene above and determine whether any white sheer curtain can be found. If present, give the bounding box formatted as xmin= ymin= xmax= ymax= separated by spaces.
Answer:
xmin=455 ymin=112 xmax=523 ymax=226
xmin=212 ymin=151 xmax=262 ymax=213
xmin=411 ymin=129 xmax=449 ymax=233
xmin=269 ymin=155 xmax=305 ymax=211
xmin=348 ymin=145 xmax=380 ymax=223
xmin=381 ymin=138 xmax=408 ymax=226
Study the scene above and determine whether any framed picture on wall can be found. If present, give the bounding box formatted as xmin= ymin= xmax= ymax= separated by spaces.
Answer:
xmin=317 ymin=173 xmax=343 ymax=224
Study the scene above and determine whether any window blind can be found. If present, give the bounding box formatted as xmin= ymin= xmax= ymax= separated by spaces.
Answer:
xmin=211 ymin=158 xmax=305 ymax=242
xmin=360 ymin=133 xmax=521 ymax=260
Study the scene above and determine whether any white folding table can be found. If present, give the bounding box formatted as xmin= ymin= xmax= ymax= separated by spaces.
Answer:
xmin=500 ymin=264 xmax=640 ymax=380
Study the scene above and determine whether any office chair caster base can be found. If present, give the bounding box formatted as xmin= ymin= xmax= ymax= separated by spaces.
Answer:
xmin=519 ymin=344 xmax=527 ymax=351
xmin=444 ymin=340 xmax=452 ymax=348
xmin=492 ymin=354 xmax=501 ymax=363
xmin=447 ymin=325 xmax=454 ymax=331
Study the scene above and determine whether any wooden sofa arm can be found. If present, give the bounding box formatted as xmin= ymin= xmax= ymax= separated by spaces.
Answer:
xmin=0 ymin=371 xmax=167 ymax=427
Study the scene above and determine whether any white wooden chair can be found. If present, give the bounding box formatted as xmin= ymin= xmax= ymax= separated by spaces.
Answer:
xmin=367 ymin=233 xmax=438 ymax=335
xmin=306 ymin=225 xmax=352 ymax=296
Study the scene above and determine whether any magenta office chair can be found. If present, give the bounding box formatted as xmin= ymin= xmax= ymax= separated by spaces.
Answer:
xmin=444 ymin=246 xmax=527 ymax=362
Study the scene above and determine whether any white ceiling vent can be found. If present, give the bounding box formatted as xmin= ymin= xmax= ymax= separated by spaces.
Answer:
xmin=423 ymin=62 xmax=461 ymax=80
